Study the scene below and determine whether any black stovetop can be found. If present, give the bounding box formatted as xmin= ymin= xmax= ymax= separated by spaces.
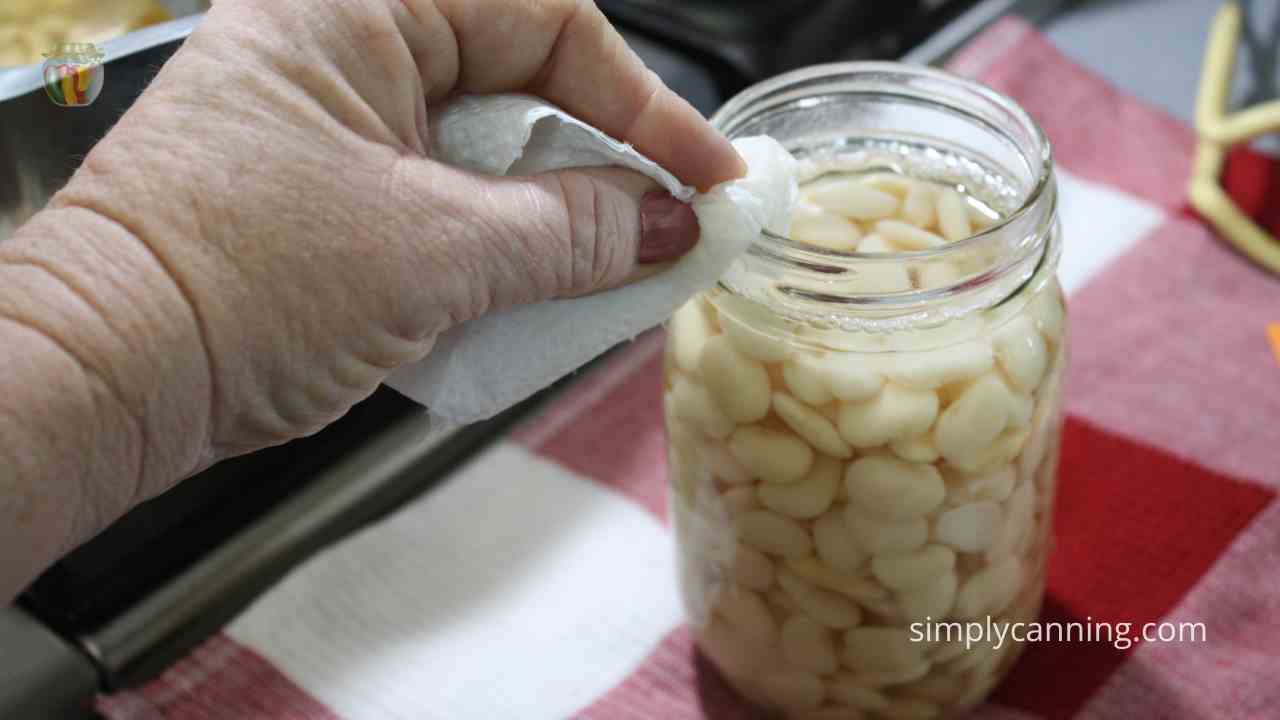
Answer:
xmin=599 ymin=0 xmax=979 ymax=95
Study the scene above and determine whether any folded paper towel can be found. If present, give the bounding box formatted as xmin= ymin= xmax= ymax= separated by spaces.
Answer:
xmin=385 ymin=94 xmax=798 ymax=428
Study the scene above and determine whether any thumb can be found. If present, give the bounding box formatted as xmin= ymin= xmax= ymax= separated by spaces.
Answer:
xmin=460 ymin=166 xmax=701 ymax=308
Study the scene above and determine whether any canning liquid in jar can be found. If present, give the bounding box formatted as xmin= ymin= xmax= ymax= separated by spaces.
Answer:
xmin=663 ymin=135 xmax=1065 ymax=719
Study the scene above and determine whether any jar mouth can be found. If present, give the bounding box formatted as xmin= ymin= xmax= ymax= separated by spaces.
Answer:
xmin=44 ymin=43 xmax=106 ymax=59
xmin=708 ymin=61 xmax=1058 ymax=330
xmin=713 ymin=61 xmax=1052 ymax=261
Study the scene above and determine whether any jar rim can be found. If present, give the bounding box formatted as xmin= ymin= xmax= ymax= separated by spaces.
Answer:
xmin=708 ymin=61 xmax=1059 ymax=330
xmin=711 ymin=61 xmax=1052 ymax=261
xmin=43 ymin=42 xmax=106 ymax=61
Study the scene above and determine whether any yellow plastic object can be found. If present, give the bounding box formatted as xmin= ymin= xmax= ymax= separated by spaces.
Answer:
xmin=1189 ymin=2 xmax=1280 ymax=275
xmin=0 ymin=0 xmax=170 ymax=67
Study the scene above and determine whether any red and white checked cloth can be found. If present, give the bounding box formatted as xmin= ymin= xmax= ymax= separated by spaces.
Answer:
xmin=97 ymin=18 xmax=1280 ymax=720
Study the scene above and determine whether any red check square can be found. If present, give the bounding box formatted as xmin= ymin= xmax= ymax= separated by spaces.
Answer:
xmin=993 ymin=416 xmax=1274 ymax=718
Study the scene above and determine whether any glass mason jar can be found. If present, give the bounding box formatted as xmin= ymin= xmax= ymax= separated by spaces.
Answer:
xmin=41 ymin=42 xmax=106 ymax=108
xmin=663 ymin=62 xmax=1066 ymax=719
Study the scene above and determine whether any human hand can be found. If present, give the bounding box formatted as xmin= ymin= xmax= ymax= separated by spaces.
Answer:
xmin=9 ymin=0 xmax=744 ymax=510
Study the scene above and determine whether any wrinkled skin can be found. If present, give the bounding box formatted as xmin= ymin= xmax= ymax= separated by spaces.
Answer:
xmin=0 ymin=0 xmax=743 ymax=602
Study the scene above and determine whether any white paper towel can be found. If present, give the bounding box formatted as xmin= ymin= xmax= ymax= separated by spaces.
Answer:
xmin=385 ymin=93 xmax=797 ymax=427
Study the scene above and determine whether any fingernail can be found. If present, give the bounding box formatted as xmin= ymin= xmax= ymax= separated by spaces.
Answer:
xmin=639 ymin=191 xmax=699 ymax=263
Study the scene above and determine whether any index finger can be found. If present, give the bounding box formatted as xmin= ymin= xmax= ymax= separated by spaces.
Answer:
xmin=397 ymin=0 xmax=746 ymax=191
